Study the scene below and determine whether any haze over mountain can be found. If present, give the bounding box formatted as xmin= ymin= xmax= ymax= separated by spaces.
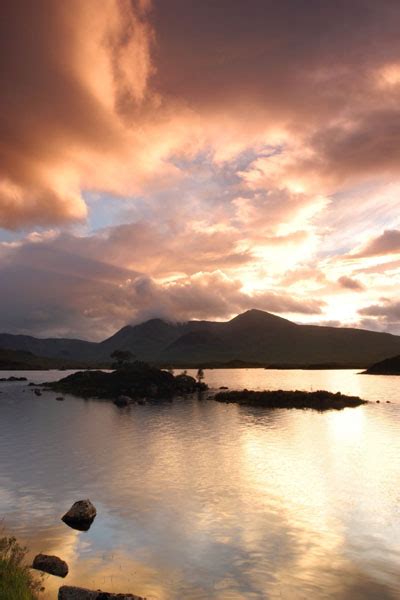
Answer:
xmin=2 ymin=309 xmax=400 ymax=367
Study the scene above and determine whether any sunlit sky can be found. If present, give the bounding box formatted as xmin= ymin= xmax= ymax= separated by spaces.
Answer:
xmin=1 ymin=1 xmax=400 ymax=340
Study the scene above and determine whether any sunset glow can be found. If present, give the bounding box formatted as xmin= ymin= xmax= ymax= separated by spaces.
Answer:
xmin=1 ymin=1 xmax=400 ymax=339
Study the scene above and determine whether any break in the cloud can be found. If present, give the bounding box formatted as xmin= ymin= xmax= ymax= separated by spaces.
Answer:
xmin=1 ymin=0 xmax=400 ymax=336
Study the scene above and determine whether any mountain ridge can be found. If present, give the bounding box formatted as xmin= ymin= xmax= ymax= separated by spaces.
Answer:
xmin=1 ymin=309 xmax=400 ymax=367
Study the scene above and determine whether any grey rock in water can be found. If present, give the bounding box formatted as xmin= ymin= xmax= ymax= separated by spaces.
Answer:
xmin=32 ymin=554 xmax=68 ymax=577
xmin=58 ymin=586 xmax=146 ymax=600
xmin=62 ymin=499 xmax=97 ymax=531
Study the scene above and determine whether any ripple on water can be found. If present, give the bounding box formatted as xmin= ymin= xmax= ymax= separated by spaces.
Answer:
xmin=0 ymin=369 xmax=400 ymax=599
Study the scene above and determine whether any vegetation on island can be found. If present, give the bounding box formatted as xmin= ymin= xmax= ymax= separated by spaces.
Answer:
xmin=214 ymin=389 xmax=367 ymax=411
xmin=43 ymin=360 xmax=207 ymax=401
xmin=0 ymin=536 xmax=43 ymax=600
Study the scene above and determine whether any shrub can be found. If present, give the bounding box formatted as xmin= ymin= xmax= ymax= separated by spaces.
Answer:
xmin=0 ymin=536 xmax=43 ymax=600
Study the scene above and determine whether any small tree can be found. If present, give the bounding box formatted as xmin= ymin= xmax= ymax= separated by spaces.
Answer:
xmin=196 ymin=368 xmax=204 ymax=384
xmin=110 ymin=350 xmax=136 ymax=369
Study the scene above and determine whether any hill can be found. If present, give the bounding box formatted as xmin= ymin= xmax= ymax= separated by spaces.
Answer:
xmin=2 ymin=309 xmax=400 ymax=367
xmin=0 ymin=348 xmax=78 ymax=370
xmin=363 ymin=354 xmax=400 ymax=375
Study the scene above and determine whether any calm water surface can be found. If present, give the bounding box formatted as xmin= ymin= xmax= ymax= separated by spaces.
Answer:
xmin=0 ymin=369 xmax=400 ymax=599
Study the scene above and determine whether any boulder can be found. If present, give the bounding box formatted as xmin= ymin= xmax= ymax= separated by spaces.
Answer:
xmin=32 ymin=554 xmax=68 ymax=577
xmin=58 ymin=586 xmax=146 ymax=600
xmin=56 ymin=396 xmax=65 ymax=401
xmin=34 ymin=389 xmax=42 ymax=396
xmin=62 ymin=499 xmax=97 ymax=531
xmin=114 ymin=395 xmax=131 ymax=407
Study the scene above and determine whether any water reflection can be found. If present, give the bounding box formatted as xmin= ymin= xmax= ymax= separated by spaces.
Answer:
xmin=0 ymin=370 xmax=400 ymax=598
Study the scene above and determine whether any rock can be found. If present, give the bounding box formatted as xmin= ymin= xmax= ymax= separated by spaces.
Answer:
xmin=219 ymin=386 xmax=229 ymax=390
xmin=56 ymin=396 xmax=65 ymax=401
xmin=34 ymin=389 xmax=42 ymax=396
xmin=32 ymin=554 xmax=68 ymax=577
xmin=58 ymin=586 xmax=146 ymax=600
xmin=114 ymin=395 xmax=131 ymax=407
xmin=62 ymin=499 xmax=97 ymax=531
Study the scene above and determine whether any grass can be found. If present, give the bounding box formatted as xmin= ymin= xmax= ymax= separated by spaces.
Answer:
xmin=0 ymin=536 xmax=43 ymax=600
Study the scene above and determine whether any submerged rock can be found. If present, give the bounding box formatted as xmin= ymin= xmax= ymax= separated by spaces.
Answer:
xmin=32 ymin=554 xmax=68 ymax=577
xmin=56 ymin=396 xmax=65 ymax=401
xmin=62 ymin=499 xmax=97 ymax=531
xmin=58 ymin=586 xmax=146 ymax=600
xmin=34 ymin=389 xmax=42 ymax=396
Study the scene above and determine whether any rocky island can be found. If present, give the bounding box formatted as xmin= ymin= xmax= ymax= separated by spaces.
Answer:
xmin=43 ymin=361 xmax=207 ymax=402
xmin=214 ymin=389 xmax=367 ymax=411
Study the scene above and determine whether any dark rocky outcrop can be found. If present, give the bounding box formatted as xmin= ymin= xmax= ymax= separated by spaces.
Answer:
xmin=58 ymin=587 xmax=146 ymax=600
xmin=62 ymin=499 xmax=97 ymax=531
xmin=32 ymin=553 xmax=68 ymax=577
xmin=0 ymin=376 xmax=27 ymax=382
xmin=44 ymin=362 xmax=206 ymax=401
xmin=363 ymin=354 xmax=400 ymax=375
xmin=215 ymin=389 xmax=367 ymax=411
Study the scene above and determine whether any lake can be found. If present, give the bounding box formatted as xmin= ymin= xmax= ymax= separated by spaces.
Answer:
xmin=0 ymin=368 xmax=399 ymax=599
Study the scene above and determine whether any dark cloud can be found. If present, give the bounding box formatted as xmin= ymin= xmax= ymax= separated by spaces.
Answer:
xmin=153 ymin=0 xmax=400 ymax=122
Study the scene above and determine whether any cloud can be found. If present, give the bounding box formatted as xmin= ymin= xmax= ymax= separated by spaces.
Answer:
xmin=350 ymin=230 xmax=400 ymax=258
xmin=0 ymin=228 xmax=324 ymax=339
xmin=2 ymin=0 xmax=400 ymax=231
xmin=2 ymin=1 xmax=400 ymax=335
xmin=338 ymin=276 xmax=365 ymax=291
xmin=0 ymin=0 xmax=155 ymax=228
xmin=358 ymin=299 xmax=400 ymax=333
xmin=359 ymin=299 xmax=400 ymax=321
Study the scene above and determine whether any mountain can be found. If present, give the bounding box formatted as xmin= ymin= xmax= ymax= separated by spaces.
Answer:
xmin=2 ymin=309 xmax=400 ymax=367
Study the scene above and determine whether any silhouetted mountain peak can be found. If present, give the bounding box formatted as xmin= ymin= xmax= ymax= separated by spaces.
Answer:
xmin=228 ymin=309 xmax=296 ymax=329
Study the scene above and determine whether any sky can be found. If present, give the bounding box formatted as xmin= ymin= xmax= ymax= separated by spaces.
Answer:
xmin=2 ymin=0 xmax=400 ymax=341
